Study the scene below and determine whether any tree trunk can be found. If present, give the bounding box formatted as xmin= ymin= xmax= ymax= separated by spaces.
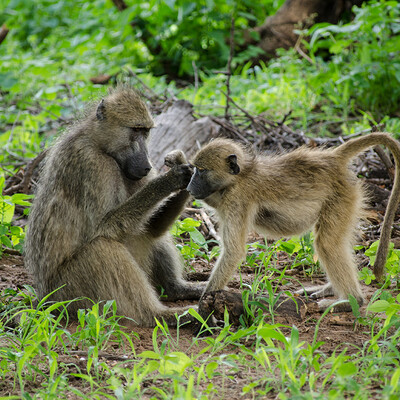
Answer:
xmin=148 ymin=100 xmax=221 ymax=169
xmin=246 ymin=0 xmax=364 ymax=59
xmin=0 ymin=24 xmax=9 ymax=45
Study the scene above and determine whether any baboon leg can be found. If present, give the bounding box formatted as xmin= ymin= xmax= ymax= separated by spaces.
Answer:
xmin=311 ymin=204 xmax=364 ymax=311
xmin=52 ymin=238 xmax=194 ymax=327
xmin=150 ymin=240 xmax=206 ymax=302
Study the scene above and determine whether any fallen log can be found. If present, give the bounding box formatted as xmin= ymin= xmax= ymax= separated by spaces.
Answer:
xmin=149 ymin=100 xmax=221 ymax=169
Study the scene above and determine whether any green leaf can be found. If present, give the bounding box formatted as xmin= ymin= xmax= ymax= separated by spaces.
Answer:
xmin=139 ymin=351 xmax=161 ymax=360
xmin=10 ymin=193 xmax=34 ymax=206
xmin=349 ymin=295 xmax=360 ymax=318
xmin=337 ymin=362 xmax=357 ymax=378
xmin=0 ymin=72 xmax=18 ymax=90
xmin=0 ymin=199 xmax=15 ymax=224
xmin=205 ymin=361 xmax=218 ymax=379
xmin=257 ymin=327 xmax=287 ymax=344
xmin=160 ymin=352 xmax=193 ymax=375
xmin=10 ymin=226 xmax=23 ymax=236
xmin=180 ymin=218 xmax=201 ymax=231
xmin=367 ymin=299 xmax=390 ymax=313
xmin=189 ymin=228 xmax=206 ymax=245
xmin=1 ymin=236 xmax=12 ymax=248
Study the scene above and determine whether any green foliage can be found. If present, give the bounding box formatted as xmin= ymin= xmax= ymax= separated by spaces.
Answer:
xmin=122 ymin=0 xmax=279 ymax=77
xmin=171 ymin=217 xmax=219 ymax=262
xmin=1 ymin=284 xmax=400 ymax=397
xmin=277 ymin=233 xmax=318 ymax=273
xmin=0 ymin=178 xmax=32 ymax=255
xmin=360 ymin=240 xmax=400 ymax=285
xmin=0 ymin=0 xmax=280 ymax=82
xmin=306 ymin=0 xmax=400 ymax=116
xmin=73 ymin=300 xmax=137 ymax=351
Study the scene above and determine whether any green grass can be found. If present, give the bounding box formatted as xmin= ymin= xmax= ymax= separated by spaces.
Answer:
xmin=1 ymin=228 xmax=400 ymax=398
xmin=1 ymin=240 xmax=400 ymax=399
xmin=1 ymin=0 xmax=400 ymax=397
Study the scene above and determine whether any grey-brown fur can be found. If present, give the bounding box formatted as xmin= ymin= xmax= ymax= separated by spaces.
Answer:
xmin=24 ymin=87 xmax=203 ymax=327
xmin=187 ymin=133 xmax=400 ymax=313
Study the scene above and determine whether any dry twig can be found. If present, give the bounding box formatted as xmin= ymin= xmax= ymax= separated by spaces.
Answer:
xmin=199 ymin=209 xmax=220 ymax=242
xmin=225 ymin=16 xmax=235 ymax=120
xmin=3 ymin=150 xmax=47 ymax=195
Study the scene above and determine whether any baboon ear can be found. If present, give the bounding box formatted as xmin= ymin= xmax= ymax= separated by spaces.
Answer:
xmin=96 ymin=99 xmax=106 ymax=121
xmin=227 ymin=154 xmax=240 ymax=175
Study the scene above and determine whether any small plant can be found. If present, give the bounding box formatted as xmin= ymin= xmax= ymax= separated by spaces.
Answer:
xmin=306 ymin=0 xmax=400 ymax=116
xmin=73 ymin=300 xmax=136 ymax=353
xmin=241 ymin=240 xmax=299 ymax=326
xmin=277 ymin=233 xmax=319 ymax=273
xmin=0 ymin=177 xmax=33 ymax=255
xmin=358 ymin=240 xmax=400 ymax=288
xmin=171 ymin=217 xmax=219 ymax=263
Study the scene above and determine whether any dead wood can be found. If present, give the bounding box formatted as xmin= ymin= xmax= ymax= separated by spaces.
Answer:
xmin=148 ymin=100 xmax=221 ymax=169
xmin=244 ymin=0 xmax=364 ymax=61
xmin=0 ymin=24 xmax=9 ymax=45
xmin=373 ymin=145 xmax=395 ymax=180
xmin=3 ymin=150 xmax=47 ymax=196
xmin=365 ymin=180 xmax=391 ymax=205
xmin=111 ymin=0 xmax=128 ymax=11
xmin=90 ymin=74 xmax=113 ymax=85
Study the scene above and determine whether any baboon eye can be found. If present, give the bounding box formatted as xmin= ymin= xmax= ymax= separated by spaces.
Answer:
xmin=128 ymin=127 xmax=150 ymax=139
xmin=195 ymin=167 xmax=207 ymax=175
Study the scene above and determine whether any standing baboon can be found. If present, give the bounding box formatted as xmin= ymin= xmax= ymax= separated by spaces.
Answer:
xmin=24 ymin=87 xmax=204 ymax=327
xmin=186 ymin=133 xmax=400 ymax=314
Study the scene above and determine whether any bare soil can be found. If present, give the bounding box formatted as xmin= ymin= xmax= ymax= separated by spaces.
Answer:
xmin=0 ymin=246 xmax=386 ymax=399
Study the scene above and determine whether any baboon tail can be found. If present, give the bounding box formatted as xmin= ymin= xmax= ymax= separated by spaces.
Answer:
xmin=334 ymin=132 xmax=400 ymax=279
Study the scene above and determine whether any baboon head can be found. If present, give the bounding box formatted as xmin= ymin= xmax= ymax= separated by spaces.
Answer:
xmin=187 ymin=139 xmax=246 ymax=200
xmin=95 ymin=87 xmax=154 ymax=180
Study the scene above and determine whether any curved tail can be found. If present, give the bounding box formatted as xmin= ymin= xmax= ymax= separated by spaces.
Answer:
xmin=334 ymin=132 xmax=400 ymax=279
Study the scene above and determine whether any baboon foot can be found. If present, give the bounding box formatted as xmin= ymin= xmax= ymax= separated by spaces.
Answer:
xmin=158 ymin=304 xmax=197 ymax=327
xmin=161 ymin=282 xmax=207 ymax=302
xmin=316 ymin=298 xmax=353 ymax=312
xmin=296 ymin=283 xmax=334 ymax=299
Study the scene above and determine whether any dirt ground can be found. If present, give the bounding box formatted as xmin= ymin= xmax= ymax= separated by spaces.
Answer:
xmin=0 ymin=250 xmax=379 ymax=355
xmin=0 ymin=239 xmax=393 ymax=399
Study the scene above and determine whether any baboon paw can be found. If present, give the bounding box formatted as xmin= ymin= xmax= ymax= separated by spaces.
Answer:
xmin=317 ymin=298 xmax=353 ymax=312
xmin=164 ymin=150 xmax=187 ymax=167
xmin=169 ymin=163 xmax=193 ymax=190
xmin=297 ymin=284 xmax=334 ymax=299
xmin=310 ymin=288 xmax=334 ymax=300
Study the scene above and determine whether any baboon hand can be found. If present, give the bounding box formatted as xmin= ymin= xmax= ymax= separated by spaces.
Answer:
xmin=164 ymin=150 xmax=187 ymax=168
xmin=167 ymin=163 xmax=193 ymax=191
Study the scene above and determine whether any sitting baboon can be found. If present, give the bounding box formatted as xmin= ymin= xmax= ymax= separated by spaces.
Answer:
xmin=186 ymin=133 xmax=400 ymax=314
xmin=24 ymin=87 xmax=204 ymax=327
